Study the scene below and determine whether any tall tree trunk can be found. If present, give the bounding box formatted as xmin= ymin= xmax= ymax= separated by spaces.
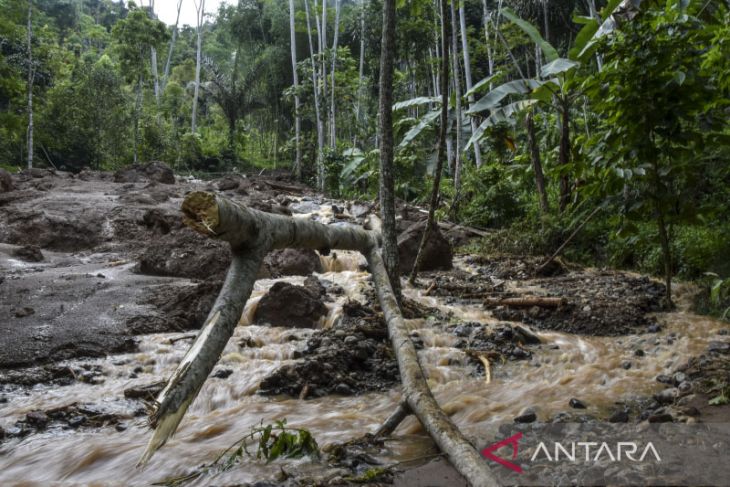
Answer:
xmin=26 ymin=0 xmax=34 ymax=170
xmin=321 ymin=0 xmax=327 ymax=62
xmin=151 ymin=47 xmax=160 ymax=106
xmin=558 ymin=101 xmax=571 ymax=212
xmin=526 ymin=111 xmax=549 ymax=214
xmin=329 ymin=0 xmax=340 ymax=148
xmin=149 ymin=0 xmax=160 ymax=108
xmin=449 ymin=1 xmax=462 ymax=201
xmin=650 ymin=157 xmax=673 ymax=307
xmin=305 ymin=0 xmax=325 ymax=191
xmin=162 ymin=0 xmax=183 ymax=93
xmin=482 ymin=0 xmax=495 ymax=85
xmin=228 ymin=119 xmax=236 ymax=164
xmin=353 ymin=0 xmax=367 ymax=147
xmin=317 ymin=0 xmax=328 ymax=150
xmin=585 ymin=0 xmax=603 ymax=70
xmin=459 ymin=1 xmax=482 ymax=167
xmin=289 ymin=0 xmax=302 ymax=179
xmin=410 ymin=0 xmax=449 ymax=283
xmin=378 ymin=0 xmax=401 ymax=298
xmin=428 ymin=48 xmax=439 ymax=98
xmin=542 ymin=0 xmax=550 ymax=44
xmin=191 ymin=0 xmax=205 ymax=133
xmin=134 ymin=78 xmax=142 ymax=163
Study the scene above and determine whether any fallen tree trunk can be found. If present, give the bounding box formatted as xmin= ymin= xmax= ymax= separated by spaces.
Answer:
xmin=140 ymin=191 xmax=500 ymax=487
xmin=484 ymin=296 xmax=565 ymax=309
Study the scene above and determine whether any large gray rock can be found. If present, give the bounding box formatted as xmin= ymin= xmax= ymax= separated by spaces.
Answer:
xmin=397 ymin=220 xmax=453 ymax=274
xmin=137 ymin=229 xmax=231 ymax=280
xmin=264 ymin=248 xmax=323 ymax=277
xmin=114 ymin=162 xmax=175 ymax=185
xmin=254 ymin=281 xmax=327 ymax=328
xmin=0 ymin=168 xmax=14 ymax=192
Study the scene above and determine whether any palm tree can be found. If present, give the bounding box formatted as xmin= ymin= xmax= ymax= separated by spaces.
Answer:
xmin=203 ymin=50 xmax=269 ymax=164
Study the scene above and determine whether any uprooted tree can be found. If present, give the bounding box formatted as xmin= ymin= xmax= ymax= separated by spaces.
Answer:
xmin=137 ymin=191 xmax=499 ymax=487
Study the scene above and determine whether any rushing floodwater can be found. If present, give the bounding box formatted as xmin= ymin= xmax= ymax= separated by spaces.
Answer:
xmin=0 ymin=222 xmax=726 ymax=485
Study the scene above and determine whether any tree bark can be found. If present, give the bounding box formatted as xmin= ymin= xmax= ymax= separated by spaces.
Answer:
xmin=378 ymin=0 xmax=401 ymax=298
xmin=139 ymin=191 xmax=501 ymax=487
xmin=410 ymin=0 xmax=449 ymax=284
xmin=374 ymin=401 xmax=411 ymax=438
xmin=526 ymin=111 xmax=549 ymax=214
xmin=289 ymin=0 xmax=302 ymax=179
xmin=26 ymin=0 xmax=34 ymax=170
xmin=191 ymin=0 xmax=205 ymax=133
xmin=459 ymin=1 xmax=482 ymax=167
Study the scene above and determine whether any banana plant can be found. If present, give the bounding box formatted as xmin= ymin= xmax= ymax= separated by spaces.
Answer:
xmin=464 ymin=0 xmax=633 ymax=212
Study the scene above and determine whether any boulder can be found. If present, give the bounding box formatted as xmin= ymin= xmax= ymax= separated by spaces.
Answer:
xmin=12 ymin=245 xmax=44 ymax=262
xmin=137 ymin=229 xmax=231 ymax=280
xmin=264 ymin=248 xmax=323 ymax=277
xmin=114 ymin=162 xmax=175 ymax=185
xmin=212 ymin=175 xmax=242 ymax=191
xmin=397 ymin=220 xmax=453 ymax=274
xmin=253 ymin=281 xmax=327 ymax=328
xmin=0 ymin=168 xmax=14 ymax=192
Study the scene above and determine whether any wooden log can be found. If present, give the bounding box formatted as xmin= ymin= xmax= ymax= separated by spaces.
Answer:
xmin=439 ymin=220 xmax=491 ymax=238
xmin=483 ymin=296 xmax=565 ymax=309
xmin=140 ymin=192 xmax=378 ymax=464
xmin=369 ymin=247 xmax=500 ymax=486
xmin=140 ymin=191 xmax=500 ymax=487
xmin=374 ymin=401 xmax=411 ymax=438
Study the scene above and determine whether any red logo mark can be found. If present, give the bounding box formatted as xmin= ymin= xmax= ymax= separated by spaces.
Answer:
xmin=481 ymin=432 xmax=523 ymax=473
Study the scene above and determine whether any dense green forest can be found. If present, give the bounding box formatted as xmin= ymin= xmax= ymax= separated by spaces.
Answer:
xmin=1 ymin=0 xmax=728 ymax=312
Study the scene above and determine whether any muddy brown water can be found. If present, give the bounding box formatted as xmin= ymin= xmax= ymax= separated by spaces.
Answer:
xmin=1 ymin=236 xmax=727 ymax=484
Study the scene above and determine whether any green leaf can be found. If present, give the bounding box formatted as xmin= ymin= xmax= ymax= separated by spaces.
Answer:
xmin=708 ymin=393 xmax=729 ymax=406
xmin=501 ymin=8 xmax=558 ymax=62
xmin=673 ymin=70 xmax=686 ymax=85
xmin=577 ymin=0 xmax=629 ymax=59
xmin=572 ymin=14 xmax=595 ymax=25
xmin=467 ymin=79 xmax=545 ymax=114
xmin=465 ymin=99 xmax=538 ymax=149
xmin=540 ymin=58 xmax=579 ymax=78
xmin=340 ymin=154 xmax=366 ymax=181
xmin=398 ymin=109 xmax=440 ymax=148
xmin=570 ymin=18 xmax=599 ymax=59
xmin=464 ymin=72 xmax=502 ymax=98
xmin=392 ymin=96 xmax=440 ymax=111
